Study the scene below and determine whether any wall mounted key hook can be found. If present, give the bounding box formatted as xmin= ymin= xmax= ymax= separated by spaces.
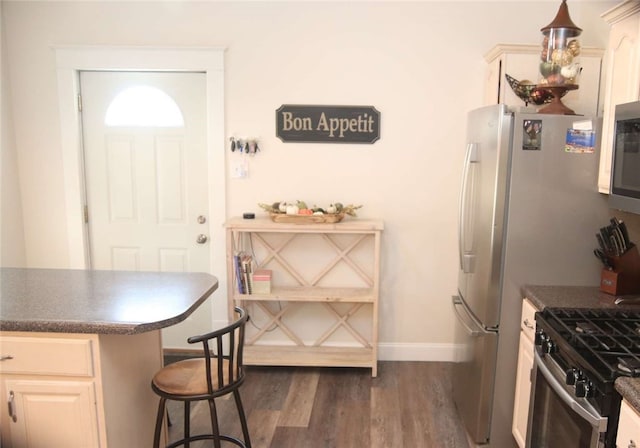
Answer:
xmin=247 ymin=140 xmax=259 ymax=154
xmin=230 ymin=136 xmax=261 ymax=155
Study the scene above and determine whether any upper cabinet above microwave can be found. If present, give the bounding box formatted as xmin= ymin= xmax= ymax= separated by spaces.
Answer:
xmin=598 ymin=1 xmax=640 ymax=194
xmin=483 ymin=44 xmax=603 ymax=117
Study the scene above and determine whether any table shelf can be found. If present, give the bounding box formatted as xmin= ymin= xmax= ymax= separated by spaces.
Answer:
xmin=233 ymin=286 xmax=375 ymax=303
xmin=243 ymin=345 xmax=374 ymax=369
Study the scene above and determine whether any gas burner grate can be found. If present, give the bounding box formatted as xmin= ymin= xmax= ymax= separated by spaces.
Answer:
xmin=542 ymin=308 xmax=640 ymax=378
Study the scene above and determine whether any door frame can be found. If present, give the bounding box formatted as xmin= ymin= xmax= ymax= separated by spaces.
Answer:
xmin=54 ymin=46 xmax=227 ymax=304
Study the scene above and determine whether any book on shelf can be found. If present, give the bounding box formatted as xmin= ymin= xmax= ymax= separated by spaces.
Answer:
xmin=241 ymin=253 xmax=253 ymax=294
xmin=233 ymin=252 xmax=245 ymax=294
xmin=234 ymin=251 xmax=254 ymax=294
xmin=252 ymin=269 xmax=272 ymax=294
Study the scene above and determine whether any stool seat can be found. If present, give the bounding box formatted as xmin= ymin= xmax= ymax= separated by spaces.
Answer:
xmin=151 ymin=306 xmax=251 ymax=448
xmin=153 ymin=358 xmax=234 ymax=396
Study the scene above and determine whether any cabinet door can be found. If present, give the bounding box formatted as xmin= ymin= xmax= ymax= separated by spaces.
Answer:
xmin=483 ymin=55 xmax=502 ymax=106
xmin=521 ymin=299 xmax=537 ymax=342
xmin=599 ymin=11 xmax=640 ymax=193
xmin=4 ymin=379 xmax=100 ymax=448
xmin=617 ymin=400 xmax=640 ymax=448
xmin=512 ymin=331 xmax=534 ymax=448
xmin=483 ymin=47 xmax=540 ymax=107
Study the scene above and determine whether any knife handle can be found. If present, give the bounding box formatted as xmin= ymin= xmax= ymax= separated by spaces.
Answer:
xmin=620 ymin=222 xmax=631 ymax=247
xmin=596 ymin=233 xmax=607 ymax=252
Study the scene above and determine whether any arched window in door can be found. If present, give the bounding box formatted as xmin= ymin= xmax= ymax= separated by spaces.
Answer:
xmin=104 ymin=86 xmax=184 ymax=127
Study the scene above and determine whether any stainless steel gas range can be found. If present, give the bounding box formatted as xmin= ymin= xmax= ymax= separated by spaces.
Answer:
xmin=528 ymin=307 xmax=640 ymax=448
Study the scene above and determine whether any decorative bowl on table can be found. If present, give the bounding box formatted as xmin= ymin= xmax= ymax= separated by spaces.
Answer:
xmin=258 ymin=201 xmax=362 ymax=224
xmin=269 ymin=212 xmax=345 ymax=224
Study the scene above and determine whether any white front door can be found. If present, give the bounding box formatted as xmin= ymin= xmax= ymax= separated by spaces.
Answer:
xmin=80 ymin=71 xmax=210 ymax=349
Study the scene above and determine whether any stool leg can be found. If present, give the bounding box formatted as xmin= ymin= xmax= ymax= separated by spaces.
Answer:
xmin=233 ymin=389 xmax=252 ymax=448
xmin=207 ymin=398 xmax=222 ymax=448
xmin=153 ymin=397 xmax=167 ymax=448
xmin=184 ymin=401 xmax=190 ymax=448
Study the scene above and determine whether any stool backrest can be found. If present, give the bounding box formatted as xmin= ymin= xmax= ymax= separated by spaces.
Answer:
xmin=187 ymin=306 xmax=248 ymax=394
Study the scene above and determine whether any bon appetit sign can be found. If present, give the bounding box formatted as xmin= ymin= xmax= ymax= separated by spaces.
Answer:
xmin=276 ymin=104 xmax=381 ymax=144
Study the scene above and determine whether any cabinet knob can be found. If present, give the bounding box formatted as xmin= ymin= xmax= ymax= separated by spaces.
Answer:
xmin=523 ymin=318 xmax=534 ymax=329
xmin=0 ymin=355 xmax=13 ymax=361
xmin=629 ymin=441 xmax=636 ymax=448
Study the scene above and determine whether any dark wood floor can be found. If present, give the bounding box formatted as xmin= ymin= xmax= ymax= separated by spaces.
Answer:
xmin=163 ymin=361 xmax=471 ymax=448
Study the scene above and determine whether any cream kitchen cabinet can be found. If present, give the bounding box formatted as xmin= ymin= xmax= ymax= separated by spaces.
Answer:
xmin=0 ymin=333 xmax=104 ymax=447
xmin=512 ymin=298 xmax=539 ymax=448
xmin=0 ymin=331 xmax=165 ymax=448
xmin=598 ymin=1 xmax=640 ymax=193
xmin=617 ymin=399 xmax=640 ymax=448
xmin=484 ymin=44 xmax=603 ymax=117
xmin=3 ymin=379 xmax=100 ymax=447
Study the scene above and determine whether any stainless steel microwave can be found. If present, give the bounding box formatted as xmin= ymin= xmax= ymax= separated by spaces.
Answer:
xmin=610 ymin=101 xmax=640 ymax=215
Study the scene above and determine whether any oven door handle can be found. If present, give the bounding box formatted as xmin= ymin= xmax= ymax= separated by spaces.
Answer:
xmin=534 ymin=350 xmax=608 ymax=431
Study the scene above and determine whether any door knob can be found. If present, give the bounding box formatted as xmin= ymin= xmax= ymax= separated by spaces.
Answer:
xmin=196 ymin=234 xmax=208 ymax=244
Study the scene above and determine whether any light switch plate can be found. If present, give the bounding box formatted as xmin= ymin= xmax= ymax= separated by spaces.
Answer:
xmin=231 ymin=159 xmax=248 ymax=178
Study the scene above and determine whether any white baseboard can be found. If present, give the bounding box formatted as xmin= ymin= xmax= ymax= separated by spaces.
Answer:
xmin=244 ymin=340 xmax=464 ymax=362
xmin=378 ymin=342 xmax=464 ymax=362
xmin=164 ymin=339 xmax=465 ymax=363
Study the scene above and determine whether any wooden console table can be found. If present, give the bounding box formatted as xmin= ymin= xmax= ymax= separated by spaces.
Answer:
xmin=225 ymin=217 xmax=383 ymax=376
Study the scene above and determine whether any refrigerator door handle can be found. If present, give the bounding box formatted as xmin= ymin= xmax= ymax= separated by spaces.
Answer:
xmin=452 ymin=295 xmax=492 ymax=337
xmin=458 ymin=143 xmax=478 ymax=273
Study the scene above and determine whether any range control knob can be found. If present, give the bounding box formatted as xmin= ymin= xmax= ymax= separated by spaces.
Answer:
xmin=535 ymin=330 xmax=546 ymax=346
xmin=544 ymin=339 xmax=557 ymax=354
xmin=575 ymin=380 xmax=595 ymax=398
xmin=565 ymin=368 xmax=580 ymax=386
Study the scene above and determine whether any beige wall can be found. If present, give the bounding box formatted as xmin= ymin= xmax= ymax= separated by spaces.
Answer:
xmin=1 ymin=4 xmax=26 ymax=267
xmin=1 ymin=1 xmax=617 ymax=357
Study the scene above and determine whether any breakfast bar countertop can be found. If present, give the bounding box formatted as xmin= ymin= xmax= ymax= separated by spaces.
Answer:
xmin=0 ymin=267 xmax=218 ymax=335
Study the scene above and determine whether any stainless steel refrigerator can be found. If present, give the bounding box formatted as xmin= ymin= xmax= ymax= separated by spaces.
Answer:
xmin=452 ymin=104 xmax=610 ymax=447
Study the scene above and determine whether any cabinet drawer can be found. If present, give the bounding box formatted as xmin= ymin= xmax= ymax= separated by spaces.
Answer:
xmin=0 ymin=335 xmax=94 ymax=377
xmin=521 ymin=299 xmax=538 ymax=342
xmin=617 ymin=400 xmax=640 ymax=448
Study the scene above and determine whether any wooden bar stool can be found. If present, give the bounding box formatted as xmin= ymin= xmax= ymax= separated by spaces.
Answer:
xmin=151 ymin=306 xmax=251 ymax=448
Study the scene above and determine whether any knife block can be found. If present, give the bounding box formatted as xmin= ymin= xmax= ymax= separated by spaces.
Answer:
xmin=600 ymin=244 xmax=640 ymax=296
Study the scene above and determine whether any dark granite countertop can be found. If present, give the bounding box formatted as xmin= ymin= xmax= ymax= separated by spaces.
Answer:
xmin=616 ymin=377 xmax=640 ymax=410
xmin=522 ymin=284 xmax=640 ymax=411
xmin=521 ymin=284 xmax=629 ymax=311
xmin=0 ymin=268 xmax=218 ymax=335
